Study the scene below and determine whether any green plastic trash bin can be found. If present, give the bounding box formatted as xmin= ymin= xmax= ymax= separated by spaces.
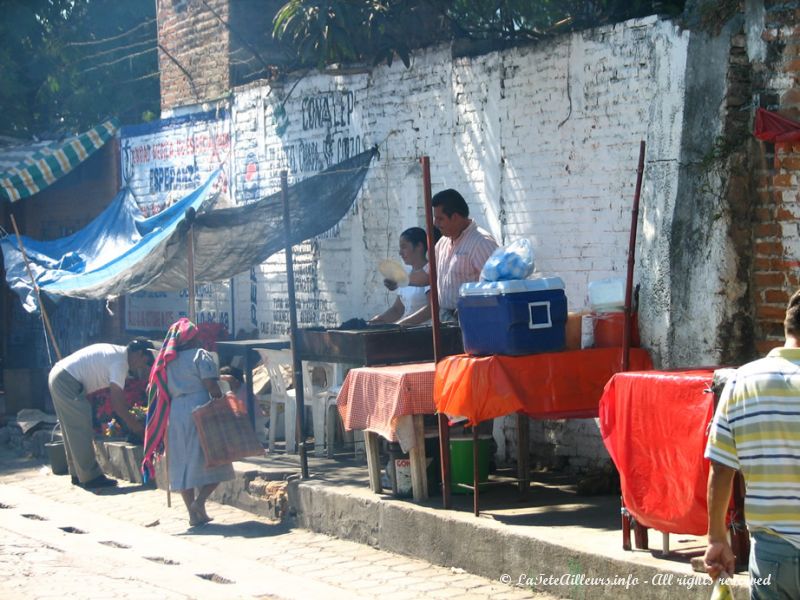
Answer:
xmin=449 ymin=434 xmax=491 ymax=494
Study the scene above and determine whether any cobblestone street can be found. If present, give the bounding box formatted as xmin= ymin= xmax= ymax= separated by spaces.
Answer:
xmin=0 ymin=449 xmax=557 ymax=600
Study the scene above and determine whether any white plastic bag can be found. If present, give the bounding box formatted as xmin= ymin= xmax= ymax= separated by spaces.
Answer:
xmin=480 ymin=238 xmax=534 ymax=282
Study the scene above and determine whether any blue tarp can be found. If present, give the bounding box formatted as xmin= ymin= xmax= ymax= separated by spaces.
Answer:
xmin=1 ymin=147 xmax=376 ymax=312
xmin=2 ymin=170 xmax=221 ymax=311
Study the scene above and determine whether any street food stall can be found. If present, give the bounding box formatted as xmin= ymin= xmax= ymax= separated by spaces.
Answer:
xmin=298 ymin=323 xmax=463 ymax=465
xmin=434 ymin=347 xmax=653 ymax=514
xmin=295 ymin=323 xmax=463 ymax=366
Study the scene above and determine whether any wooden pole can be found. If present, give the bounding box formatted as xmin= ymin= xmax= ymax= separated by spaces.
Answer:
xmin=622 ymin=141 xmax=646 ymax=372
xmin=619 ymin=141 xmax=645 ymax=549
xmin=185 ymin=209 xmax=197 ymax=323
xmin=420 ymin=156 xmax=451 ymax=509
xmin=9 ymin=213 xmax=62 ymax=361
xmin=164 ymin=436 xmax=171 ymax=507
xmin=281 ymin=171 xmax=309 ymax=479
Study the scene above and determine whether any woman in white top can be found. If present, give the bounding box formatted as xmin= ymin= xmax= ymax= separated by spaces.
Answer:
xmin=370 ymin=227 xmax=438 ymax=324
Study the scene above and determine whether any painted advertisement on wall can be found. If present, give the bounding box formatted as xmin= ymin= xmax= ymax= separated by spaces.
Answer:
xmin=232 ymin=84 xmax=371 ymax=337
xmin=120 ymin=109 xmax=234 ymax=334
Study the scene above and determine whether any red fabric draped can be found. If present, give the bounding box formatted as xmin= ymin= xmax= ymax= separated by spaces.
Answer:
xmin=599 ymin=370 xmax=716 ymax=535
xmin=754 ymin=107 xmax=800 ymax=143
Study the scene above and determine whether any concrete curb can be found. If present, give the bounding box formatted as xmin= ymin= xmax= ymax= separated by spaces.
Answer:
xmin=213 ymin=463 xmax=750 ymax=600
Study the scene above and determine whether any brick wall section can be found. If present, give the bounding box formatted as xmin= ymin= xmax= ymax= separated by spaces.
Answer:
xmin=751 ymin=2 xmax=800 ymax=354
xmin=157 ymin=0 xmax=230 ymax=110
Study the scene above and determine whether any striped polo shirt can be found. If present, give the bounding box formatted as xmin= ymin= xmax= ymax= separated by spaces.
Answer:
xmin=435 ymin=220 xmax=498 ymax=310
xmin=705 ymin=347 xmax=800 ymax=548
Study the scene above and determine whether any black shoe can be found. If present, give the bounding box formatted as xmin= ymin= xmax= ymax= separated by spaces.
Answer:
xmin=82 ymin=475 xmax=118 ymax=489
xmin=70 ymin=475 xmax=79 ymax=485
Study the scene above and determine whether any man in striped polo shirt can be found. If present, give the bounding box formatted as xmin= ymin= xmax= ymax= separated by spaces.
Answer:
xmin=399 ymin=189 xmax=497 ymax=325
xmin=704 ymin=289 xmax=800 ymax=598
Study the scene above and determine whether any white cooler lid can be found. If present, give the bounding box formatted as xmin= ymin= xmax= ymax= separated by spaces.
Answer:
xmin=459 ymin=276 xmax=565 ymax=297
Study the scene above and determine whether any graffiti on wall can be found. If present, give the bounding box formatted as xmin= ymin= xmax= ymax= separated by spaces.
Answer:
xmin=120 ymin=111 xmax=234 ymax=333
xmin=121 ymin=114 xmax=231 ymax=216
xmin=125 ymin=283 xmax=231 ymax=332
xmin=235 ymin=87 xmax=369 ymax=334
xmin=264 ymin=89 xmax=366 ymax=185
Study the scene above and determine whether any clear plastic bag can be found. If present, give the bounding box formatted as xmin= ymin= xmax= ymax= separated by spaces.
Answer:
xmin=480 ymin=238 xmax=534 ymax=282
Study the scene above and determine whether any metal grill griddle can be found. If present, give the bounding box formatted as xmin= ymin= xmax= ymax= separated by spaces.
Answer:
xmin=295 ymin=324 xmax=464 ymax=366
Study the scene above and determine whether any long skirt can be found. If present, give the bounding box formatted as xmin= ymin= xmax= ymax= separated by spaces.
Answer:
xmin=168 ymin=392 xmax=234 ymax=491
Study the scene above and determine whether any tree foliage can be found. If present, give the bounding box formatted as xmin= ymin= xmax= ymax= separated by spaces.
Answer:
xmin=0 ymin=0 xmax=691 ymax=137
xmin=273 ymin=1 xmax=687 ymax=70
xmin=0 ymin=0 xmax=158 ymax=139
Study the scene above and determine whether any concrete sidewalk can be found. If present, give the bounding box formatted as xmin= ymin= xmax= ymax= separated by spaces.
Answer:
xmin=211 ymin=451 xmax=749 ymax=600
xmin=1 ymin=437 xmax=750 ymax=600
xmin=0 ymin=447 xmax=551 ymax=600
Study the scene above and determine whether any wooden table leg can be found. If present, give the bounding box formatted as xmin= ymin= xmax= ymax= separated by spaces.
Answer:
xmin=516 ymin=413 xmax=529 ymax=497
xmin=620 ymin=499 xmax=649 ymax=550
xmin=409 ymin=415 xmax=428 ymax=501
xmin=621 ymin=499 xmax=632 ymax=551
xmin=364 ymin=431 xmax=382 ymax=494
xmin=325 ymin=402 xmax=337 ymax=459
xmin=634 ymin=521 xmax=649 ymax=549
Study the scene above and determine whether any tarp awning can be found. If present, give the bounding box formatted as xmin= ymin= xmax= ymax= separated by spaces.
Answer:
xmin=0 ymin=119 xmax=119 ymax=202
xmin=1 ymin=147 xmax=376 ymax=310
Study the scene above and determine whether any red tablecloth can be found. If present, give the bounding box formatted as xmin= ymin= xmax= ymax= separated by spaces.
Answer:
xmin=599 ymin=369 xmax=717 ymax=535
xmin=434 ymin=348 xmax=653 ymax=424
xmin=337 ymin=362 xmax=435 ymax=442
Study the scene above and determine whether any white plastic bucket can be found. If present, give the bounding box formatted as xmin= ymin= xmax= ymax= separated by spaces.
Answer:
xmin=587 ymin=278 xmax=625 ymax=313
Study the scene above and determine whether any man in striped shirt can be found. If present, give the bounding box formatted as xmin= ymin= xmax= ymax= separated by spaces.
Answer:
xmin=704 ymin=289 xmax=800 ymax=598
xmin=398 ymin=189 xmax=497 ymax=325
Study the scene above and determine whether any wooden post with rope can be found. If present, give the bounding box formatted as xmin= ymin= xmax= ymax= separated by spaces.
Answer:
xmin=9 ymin=213 xmax=62 ymax=361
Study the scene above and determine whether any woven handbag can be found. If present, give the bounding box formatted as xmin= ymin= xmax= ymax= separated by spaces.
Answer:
xmin=192 ymin=393 xmax=264 ymax=467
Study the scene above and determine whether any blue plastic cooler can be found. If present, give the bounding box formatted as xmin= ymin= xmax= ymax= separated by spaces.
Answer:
xmin=457 ymin=277 xmax=567 ymax=356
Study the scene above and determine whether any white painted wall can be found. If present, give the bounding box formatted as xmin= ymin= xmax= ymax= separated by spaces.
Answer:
xmin=233 ymin=17 xmax=689 ymax=325
xmin=221 ymin=17 xmax=699 ymax=471
xmin=119 ymin=17 xmax=735 ymax=469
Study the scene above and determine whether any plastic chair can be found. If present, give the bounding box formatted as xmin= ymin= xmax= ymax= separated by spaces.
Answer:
xmin=302 ymin=361 xmax=343 ymax=458
xmin=256 ymin=349 xmax=312 ymax=454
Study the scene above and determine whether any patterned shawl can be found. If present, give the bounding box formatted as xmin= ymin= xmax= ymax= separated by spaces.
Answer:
xmin=141 ymin=318 xmax=198 ymax=482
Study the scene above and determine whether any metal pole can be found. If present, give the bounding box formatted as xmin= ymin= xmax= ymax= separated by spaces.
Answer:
xmin=9 ymin=213 xmax=62 ymax=361
xmin=622 ymin=141 xmax=646 ymax=372
xmin=421 ymin=156 xmax=451 ymax=508
xmin=281 ymin=171 xmax=309 ymax=479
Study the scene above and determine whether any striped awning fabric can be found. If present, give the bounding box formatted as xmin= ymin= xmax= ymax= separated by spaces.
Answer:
xmin=0 ymin=119 xmax=118 ymax=203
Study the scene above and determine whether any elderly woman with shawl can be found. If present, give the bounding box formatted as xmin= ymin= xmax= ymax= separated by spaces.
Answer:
xmin=142 ymin=318 xmax=233 ymax=526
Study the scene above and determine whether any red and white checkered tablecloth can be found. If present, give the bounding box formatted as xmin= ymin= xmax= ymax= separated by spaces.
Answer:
xmin=337 ymin=362 xmax=436 ymax=442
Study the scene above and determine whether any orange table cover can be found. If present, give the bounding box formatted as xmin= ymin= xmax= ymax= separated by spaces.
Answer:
xmin=599 ymin=369 xmax=717 ymax=535
xmin=434 ymin=348 xmax=652 ymax=423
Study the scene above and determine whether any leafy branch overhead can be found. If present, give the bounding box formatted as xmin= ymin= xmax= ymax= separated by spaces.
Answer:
xmin=0 ymin=0 xmax=158 ymax=138
xmin=272 ymin=1 xmax=687 ymax=69
xmin=0 ymin=0 xmax=693 ymax=137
